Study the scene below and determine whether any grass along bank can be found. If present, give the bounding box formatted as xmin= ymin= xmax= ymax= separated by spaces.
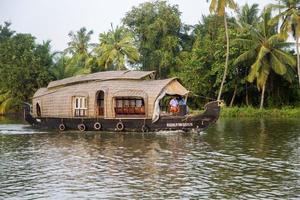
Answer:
xmin=219 ymin=106 xmax=300 ymax=118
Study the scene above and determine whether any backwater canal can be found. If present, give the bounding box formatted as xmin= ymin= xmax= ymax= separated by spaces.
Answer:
xmin=0 ymin=117 xmax=299 ymax=199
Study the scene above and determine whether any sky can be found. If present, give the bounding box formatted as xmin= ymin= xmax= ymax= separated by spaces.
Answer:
xmin=0 ymin=0 xmax=273 ymax=51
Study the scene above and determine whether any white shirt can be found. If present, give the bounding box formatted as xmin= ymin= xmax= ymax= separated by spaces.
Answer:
xmin=170 ymin=98 xmax=178 ymax=107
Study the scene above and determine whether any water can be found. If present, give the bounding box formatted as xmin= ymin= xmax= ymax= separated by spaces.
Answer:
xmin=0 ymin=117 xmax=299 ymax=199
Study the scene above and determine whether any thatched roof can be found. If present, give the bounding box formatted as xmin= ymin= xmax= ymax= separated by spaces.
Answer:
xmin=34 ymin=78 xmax=188 ymax=99
xmin=47 ymin=70 xmax=156 ymax=89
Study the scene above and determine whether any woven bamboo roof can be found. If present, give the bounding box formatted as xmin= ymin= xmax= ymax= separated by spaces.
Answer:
xmin=34 ymin=78 xmax=188 ymax=99
xmin=47 ymin=70 xmax=156 ymax=89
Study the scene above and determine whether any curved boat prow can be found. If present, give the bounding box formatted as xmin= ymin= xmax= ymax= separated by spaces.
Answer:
xmin=202 ymin=100 xmax=222 ymax=121
xmin=191 ymin=101 xmax=222 ymax=128
xmin=23 ymin=102 xmax=38 ymax=126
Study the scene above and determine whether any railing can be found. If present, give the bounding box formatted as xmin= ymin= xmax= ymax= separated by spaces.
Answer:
xmin=74 ymin=109 xmax=87 ymax=117
xmin=115 ymin=106 xmax=145 ymax=115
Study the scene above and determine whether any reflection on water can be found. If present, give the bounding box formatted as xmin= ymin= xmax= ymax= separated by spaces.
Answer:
xmin=0 ymin=117 xmax=299 ymax=199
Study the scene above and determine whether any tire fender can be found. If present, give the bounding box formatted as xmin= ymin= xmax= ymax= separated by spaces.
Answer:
xmin=78 ymin=123 xmax=86 ymax=132
xmin=59 ymin=123 xmax=65 ymax=131
xmin=94 ymin=122 xmax=102 ymax=130
xmin=141 ymin=124 xmax=149 ymax=132
xmin=116 ymin=122 xmax=124 ymax=131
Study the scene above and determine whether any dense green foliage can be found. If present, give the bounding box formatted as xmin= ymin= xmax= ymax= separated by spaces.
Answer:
xmin=96 ymin=25 xmax=139 ymax=70
xmin=0 ymin=23 xmax=53 ymax=113
xmin=123 ymin=1 xmax=183 ymax=78
xmin=0 ymin=0 xmax=299 ymax=114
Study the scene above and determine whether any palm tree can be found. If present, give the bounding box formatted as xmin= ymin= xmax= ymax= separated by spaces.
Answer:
xmin=235 ymin=3 xmax=260 ymax=106
xmin=268 ymin=0 xmax=300 ymax=87
xmin=65 ymin=27 xmax=94 ymax=71
xmin=207 ymin=0 xmax=237 ymax=101
xmin=96 ymin=25 xmax=139 ymax=70
xmin=50 ymin=52 xmax=83 ymax=79
xmin=236 ymin=3 xmax=259 ymax=28
xmin=234 ymin=11 xmax=296 ymax=109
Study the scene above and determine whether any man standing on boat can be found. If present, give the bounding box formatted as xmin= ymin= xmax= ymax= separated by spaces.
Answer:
xmin=178 ymin=96 xmax=189 ymax=114
xmin=169 ymin=97 xmax=179 ymax=113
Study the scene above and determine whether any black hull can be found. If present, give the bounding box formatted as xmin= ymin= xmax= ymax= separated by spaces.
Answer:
xmin=23 ymin=101 xmax=221 ymax=133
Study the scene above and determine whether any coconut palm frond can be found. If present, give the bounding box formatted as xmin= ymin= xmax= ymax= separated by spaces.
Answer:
xmin=270 ymin=52 xmax=287 ymax=75
xmin=268 ymin=34 xmax=284 ymax=45
xmin=256 ymin=61 xmax=271 ymax=89
xmin=273 ymin=49 xmax=296 ymax=67
xmin=283 ymin=64 xmax=297 ymax=83
xmin=209 ymin=0 xmax=218 ymax=14
xmin=232 ymin=38 xmax=254 ymax=48
xmin=234 ymin=49 xmax=256 ymax=65
xmin=227 ymin=0 xmax=237 ymax=10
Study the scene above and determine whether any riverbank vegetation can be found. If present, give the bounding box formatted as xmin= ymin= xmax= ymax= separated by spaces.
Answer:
xmin=0 ymin=0 xmax=299 ymax=115
xmin=220 ymin=106 xmax=300 ymax=118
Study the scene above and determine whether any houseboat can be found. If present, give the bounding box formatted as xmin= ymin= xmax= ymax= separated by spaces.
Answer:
xmin=24 ymin=70 xmax=221 ymax=132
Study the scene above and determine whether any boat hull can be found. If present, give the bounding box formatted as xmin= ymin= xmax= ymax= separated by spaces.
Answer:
xmin=24 ymin=101 xmax=221 ymax=133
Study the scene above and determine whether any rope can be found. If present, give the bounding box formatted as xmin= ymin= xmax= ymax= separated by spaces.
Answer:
xmin=193 ymin=94 xmax=217 ymax=101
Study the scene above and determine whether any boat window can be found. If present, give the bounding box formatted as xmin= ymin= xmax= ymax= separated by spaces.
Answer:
xmin=75 ymin=98 xmax=79 ymax=108
xmin=136 ymin=99 xmax=142 ymax=107
xmin=115 ymin=97 xmax=145 ymax=115
xmin=96 ymin=91 xmax=105 ymax=116
xmin=124 ymin=99 xmax=130 ymax=107
xmin=130 ymin=100 xmax=135 ymax=107
xmin=74 ymin=97 xmax=87 ymax=117
xmin=116 ymin=99 xmax=122 ymax=107
xmin=36 ymin=103 xmax=41 ymax=117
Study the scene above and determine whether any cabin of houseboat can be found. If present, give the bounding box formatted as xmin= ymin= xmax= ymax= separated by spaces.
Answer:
xmin=24 ymin=70 xmax=221 ymax=132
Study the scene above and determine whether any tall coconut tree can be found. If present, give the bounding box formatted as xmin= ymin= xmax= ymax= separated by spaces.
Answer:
xmin=235 ymin=3 xmax=260 ymax=106
xmin=234 ymin=10 xmax=296 ymax=109
xmin=268 ymin=0 xmax=300 ymax=87
xmin=96 ymin=25 xmax=139 ymax=70
xmin=65 ymin=27 xmax=94 ymax=73
xmin=66 ymin=27 xmax=93 ymax=56
xmin=207 ymin=0 xmax=237 ymax=101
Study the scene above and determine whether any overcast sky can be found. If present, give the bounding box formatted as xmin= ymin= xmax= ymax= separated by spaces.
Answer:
xmin=0 ymin=0 xmax=273 ymax=51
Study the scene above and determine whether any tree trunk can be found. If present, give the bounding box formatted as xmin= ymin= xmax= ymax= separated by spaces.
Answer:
xmin=245 ymin=83 xmax=249 ymax=106
xmin=296 ymin=37 xmax=300 ymax=88
xmin=158 ymin=65 xmax=162 ymax=79
xmin=217 ymin=15 xmax=230 ymax=101
xmin=260 ymin=83 xmax=266 ymax=110
xmin=229 ymin=84 xmax=237 ymax=107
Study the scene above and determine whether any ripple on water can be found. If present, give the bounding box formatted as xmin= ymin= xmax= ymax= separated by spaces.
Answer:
xmin=0 ymin=118 xmax=300 ymax=199
xmin=0 ymin=124 xmax=48 ymax=135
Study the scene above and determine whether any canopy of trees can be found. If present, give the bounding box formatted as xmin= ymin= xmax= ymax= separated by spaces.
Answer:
xmin=123 ymin=1 xmax=182 ymax=78
xmin=0 ymin=0 xmax=299 ymax=114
